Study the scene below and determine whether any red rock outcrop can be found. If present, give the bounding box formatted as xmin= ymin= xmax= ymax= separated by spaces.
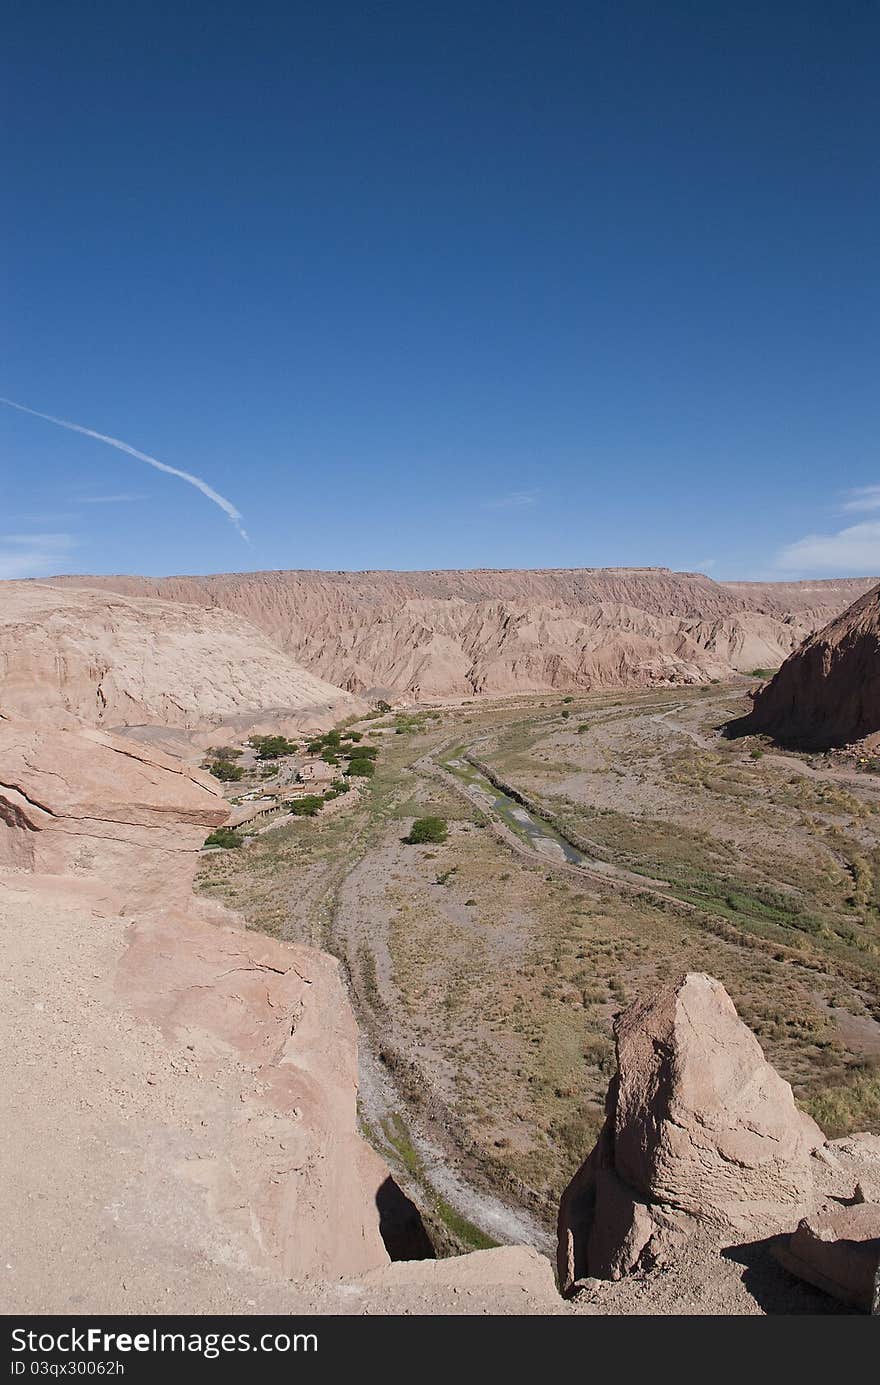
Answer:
xmin=0 ymin=712 xmax=227 ymax=913
xmin=728 ymin=580 xmax=880 ymax=748
xmin=558 ymin=973 xmax=824 ymax=1290
xmin=34 ymin=568 xmax=876 ymax=699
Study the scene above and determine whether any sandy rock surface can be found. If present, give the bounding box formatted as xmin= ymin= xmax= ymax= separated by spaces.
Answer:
xmin=0 ymin=582 xmax=362 ymax=733
xmin=0 ymin=713 xmax=227 ymax=913
xmin=559 ymin=973 xmax=827 ymax=1287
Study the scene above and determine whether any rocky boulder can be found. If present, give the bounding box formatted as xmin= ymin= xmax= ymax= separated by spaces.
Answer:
xmin=558 ymin=973 xmax=824 ymax=1289
xmin=772 ymin=1201 xmax=880 ymax=1313
xmin=0 ymin=712 xmax=227 ymax=913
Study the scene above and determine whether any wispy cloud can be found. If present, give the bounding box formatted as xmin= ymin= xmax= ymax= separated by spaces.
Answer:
xmin=0 ymin=397 xmax=249 ymax=541
xmin=0 ymin=532 xmax=77 ymax=580
xmin=76 ymin=492 xmax=149 ymax=504
xmin=841 ymin=485 xmax=880 ymax=514
xmin=482 ymin=489 xmax=539 ymax=511
xmin=776 ymin=520 xmax=880 ymax=574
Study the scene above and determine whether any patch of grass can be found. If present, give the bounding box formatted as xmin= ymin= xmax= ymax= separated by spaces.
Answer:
xmin=203 ymin=826 xmax=242 ymax=848
xmin=802 ymin=1062 xmax=880 ymax=1138
xmin=380 ymin=1112 xmax=498 ymax=1250
xmin=405 ymin=816 xmax=448 ymax=845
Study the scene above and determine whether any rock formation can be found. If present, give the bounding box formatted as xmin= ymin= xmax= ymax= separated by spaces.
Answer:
xmin=34 ymin=568 xmax=875 ymax=700
xmin=558 ymin=973 xmax=824 ymax=1290
xmin=0 ymin=710 xmax=423 ymax=1285
xmin=0 ymin=712 xmax=228 ymax=913
xmin=727 ymin=580 xmax=880 ymax=749
xmin=0 ymin=581 xmax=363 ymax=735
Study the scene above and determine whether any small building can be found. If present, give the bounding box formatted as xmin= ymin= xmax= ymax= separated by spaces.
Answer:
xmin=298 ymin=759 xmax=337 ymax=784
xmin=226 ymin=798 xmax=277 ymax=828
xmin=279 ymin=783 xmax=318 ymax=802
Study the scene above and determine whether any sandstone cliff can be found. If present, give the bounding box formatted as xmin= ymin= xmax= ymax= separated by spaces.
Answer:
xmin=0 ymin=709 xmax=564 ymax=1312
xmin=0 ymin=712 xmax=227 ymax=913
xmin=727 ymin=580 xmax=880 ymax=748
xmin=36 ymin=568 xmax=876 ymax=699
xmin=0 ymin=581 xmax=363 ymax=734
xmin=0 ymin=713 xmax=406 ymax=1287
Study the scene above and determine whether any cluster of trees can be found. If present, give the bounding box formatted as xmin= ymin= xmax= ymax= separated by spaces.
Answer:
xmin=202 ymin=745 xmax=245 ymax=783
xmin=306 ymin=729 xmax=378 ymax=779
xmin=248 ymin=734 xmax=299 ymax=760
xmin=201 ymin=723 xmax=382 ymax=847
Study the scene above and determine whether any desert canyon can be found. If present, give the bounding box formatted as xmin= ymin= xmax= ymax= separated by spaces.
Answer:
xmin=2 ymin=568 xmax=880 ymax=1315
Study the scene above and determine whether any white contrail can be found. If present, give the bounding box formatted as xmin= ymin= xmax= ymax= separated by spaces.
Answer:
xmin=0 ymin=396 xmax=249 ymax=542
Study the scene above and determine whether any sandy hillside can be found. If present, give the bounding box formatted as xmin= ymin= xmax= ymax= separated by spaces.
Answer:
xmin=0 ymin=581 xmax=363 ymax=734
xmin=37 ymin=567 xmax=877 ymax=699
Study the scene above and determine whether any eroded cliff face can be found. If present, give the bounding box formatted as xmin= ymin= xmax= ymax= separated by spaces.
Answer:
xmin=36 ymin=568 xmax=877 ymax=699
xmin=0 ymin=582 xmax=364 ymax=734
xmin=0 ymin=712 xmax=413 ymax=1289
xmin=728 ymin=580 xmax=880 ymax=749
xmin=0 ymin=712 xmax=228 ymax=913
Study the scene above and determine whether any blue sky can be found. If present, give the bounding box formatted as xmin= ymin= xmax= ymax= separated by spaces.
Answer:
xmin=2 ymin=1 xmax=878 ymax=581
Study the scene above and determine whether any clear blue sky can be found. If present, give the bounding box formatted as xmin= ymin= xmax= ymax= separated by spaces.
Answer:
xmin=2 ymin=1 xmax=878 ymax=581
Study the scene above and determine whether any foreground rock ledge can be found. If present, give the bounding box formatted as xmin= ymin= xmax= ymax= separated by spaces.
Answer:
xmin=558 ymin=972 xmax=824 ymax=1289
xmin=771 ymin=1202 xmax=880 ymax=1313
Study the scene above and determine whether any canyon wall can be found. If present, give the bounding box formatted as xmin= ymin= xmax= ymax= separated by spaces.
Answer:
xmin=0 ymin=581 xmax=363 ymax=735
xmin=35 ymin=568 xmax=876 ymax=700
xmin=728 ymin=580 xmax=880 ymax=748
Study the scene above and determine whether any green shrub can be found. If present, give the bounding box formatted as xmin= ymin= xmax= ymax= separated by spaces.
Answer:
xmin=290 ymin=795 xmax=324 ymax=817
xmin=204 ymin=759 xmax=244 ymax=782
xmin=348 ymin=757 xmax=376 ymax=777
xmin=405 ymin=816 xmax=448 ymax=845
xmin=347 ymin=743 xmax=378 ymax=759
xmin=204 ymin=826 xmax=242 ymax=849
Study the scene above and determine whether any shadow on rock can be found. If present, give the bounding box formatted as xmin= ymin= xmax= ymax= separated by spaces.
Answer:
xmin=375 ymin=1176 xmax=436 ymax=1261
xmin=721 ymin=1239 xmax=854 ymax=1315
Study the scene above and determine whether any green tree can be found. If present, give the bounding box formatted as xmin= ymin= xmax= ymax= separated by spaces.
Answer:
xmin=348 ymin=757 xmax=375 ymax=777
xmin=405 ymin=816 xmax=448 ymax=845
xmin=204 ymin=759 xmax=244 ymax=782
xmin=347 ymin=743 xmax=378 ymax=759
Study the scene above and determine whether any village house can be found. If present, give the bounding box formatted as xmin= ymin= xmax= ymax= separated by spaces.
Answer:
xmin=298 ymin=759 xmax=337 ymax=784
